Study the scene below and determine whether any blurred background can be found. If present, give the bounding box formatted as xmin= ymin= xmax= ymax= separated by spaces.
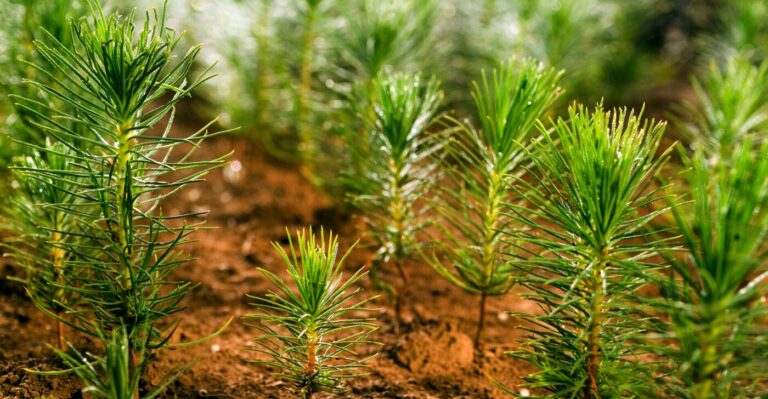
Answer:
xmin=1 ymin=0 xmax=766 ymax=193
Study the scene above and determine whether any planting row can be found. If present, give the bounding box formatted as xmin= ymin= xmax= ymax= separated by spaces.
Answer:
xmin=0 ymin=1 xmax=766 ymax=399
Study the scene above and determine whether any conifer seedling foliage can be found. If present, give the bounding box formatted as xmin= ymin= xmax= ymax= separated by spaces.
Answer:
xmin=423 ymin=59 xmax=562 ymax=347
xmin=318 ymin=0 xmax=439 ymax=200
xmin=676 ymin=58 xmax=768 ymax=158
xmin=246 ymin=228 xmax=378 ymax=399
xmin=44 ymin=325 xmax=191 ymax=399
xmin=655 ymin=141 xmax=768 ymax=398
xmin=7 ymin=0 xmax=231 ymax=394
xmin=651 ymin=58 xmax=768 ymax=398
xmin=344 ymin=72 xmax=443 ymax=310
xmin=0 ymin=0 xmax=85 ymax=186
xmin=507 ymin=105 xmax=672 ymax=398
xmin=0 ymin=142 xmax=83 ymax=350
xmin=337 ymin=0 xmax=438 ymax=85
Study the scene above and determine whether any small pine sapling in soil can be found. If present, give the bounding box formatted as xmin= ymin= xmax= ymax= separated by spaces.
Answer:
xmin=1 ymin=142 xmax=81 ymax=350
xmin=344 ymin=73 xmax=443 ymax=319
xmin=318 ymin=0 xmax=438 ymax=199
xmin=12 ymin=1 xmax=232 ymax=396
xmin=246 ymin=228 xmax=378 ymax=399
xmin=423 ymin=59 xmax=562 ymax=348
xmin=649 ymin=58 xmax=768 ymax=398
xmin=653 ymin=140 xmax=768 ymax=398
xmin=507 ymin=105 xmax=672 ymax=398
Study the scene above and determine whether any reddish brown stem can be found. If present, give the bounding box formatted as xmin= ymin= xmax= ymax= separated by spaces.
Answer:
xmin=129 ymin=343 xmax=139 ymax=399
xmin=473 ymin=292 xmax=487 ymax=349
xmin=56 ymin=314 xmax=66 ymax=351
xmin=394 ymin=258 xmax=410 ymax=286
xmin=394 ymin=259 xmax=409 ymax=323
xmin=394 ymin=294 xmax=403 ymax=326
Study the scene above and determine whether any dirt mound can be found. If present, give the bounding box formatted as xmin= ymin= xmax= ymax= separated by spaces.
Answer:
xmin=395 ymin=322 xmax=474 ymax=377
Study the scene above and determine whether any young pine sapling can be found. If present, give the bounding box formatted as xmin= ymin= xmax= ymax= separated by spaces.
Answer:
xmin=651 ymin=58 xmax=768 ymax=398
xmin=246 ymin=228 xmax=378 ymax=399
xmin=655 ymin=141 xmax=768 ymax=398
xmin=12 ymin=1 xmax=231 ymax=395
xmin=344 ymin=73 xmax=443 ymax=319
xmin=423 ymin=59 xmax=562 ymax=348
xmin=321 ymin=0 xmax=438 ymax=199
xmin=1 ymin=142 xmax=81 ymax=350
xmin=508 ymin=105 xmax=671 ymax=398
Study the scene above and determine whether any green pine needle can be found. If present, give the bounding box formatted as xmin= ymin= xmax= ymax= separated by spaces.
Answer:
xmin=345 ymin=72 xmax=443 ymax=272
xmin=245 ymin=228 xmax=379 ymax=399
xmin=507 ymin=104 xmax=671 ymax=398
xmin=2 ymin=1 xmax=230 ymax=395
xmin=423 ymin=59 xmax=562 ymax=347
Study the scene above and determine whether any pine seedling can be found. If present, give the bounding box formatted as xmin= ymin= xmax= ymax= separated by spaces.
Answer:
xmin=183 ymin=0 xmax=330 ymax=163
xmin=507 ymin=105 xmax=671 ymax=397
xmin=676 ymin=58 xmax=768 ymax=159
xmin=10 ymin=0 xmax=231 ymax=394
xmin=0 ymin=142 xmax=82 ymax=350
xmin=423 ymin=59 xmax=562 ymax=348
xmin=246 ymin=228 xmax=378 ymax=399
xmin=315 ymin=0 xmax=439 ymax=199
xmin=650 ymin=60 xmax=768 ymax=397
xmin=0 ymin=1 xmax=87 ymax=347
xmin=651 ymin=141 xmax=768 ymax=398
xmin=343 ymin=72 xmax=443 ymax=318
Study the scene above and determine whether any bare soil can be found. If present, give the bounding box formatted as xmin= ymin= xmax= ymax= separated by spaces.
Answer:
xmin=0 ymin=133 xmax=538 ymax=398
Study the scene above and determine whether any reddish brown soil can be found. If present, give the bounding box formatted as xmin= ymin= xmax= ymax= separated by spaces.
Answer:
xmin=0 ymin=133 xmax=538 ymax=398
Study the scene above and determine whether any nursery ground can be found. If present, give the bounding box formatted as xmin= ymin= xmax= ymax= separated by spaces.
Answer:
xmin=0 ymin=125 xmax=544 ymax=398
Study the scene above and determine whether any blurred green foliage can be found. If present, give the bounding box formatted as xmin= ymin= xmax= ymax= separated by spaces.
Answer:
xmin=0 ymin=0 xmax=85 ymax=179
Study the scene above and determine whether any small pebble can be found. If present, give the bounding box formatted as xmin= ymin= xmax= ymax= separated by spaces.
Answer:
xmin=211 ymin=344 xmax=221 ymax=353
xmin=187 ymin=188 xmax=201 ymax=201
xmin=223 ymin=160 xmax=243 ymax=184
xmin=520 ymin=388 xmax=531 ymax=397
xmin=497 ymin=311 xmax=509 ymax=322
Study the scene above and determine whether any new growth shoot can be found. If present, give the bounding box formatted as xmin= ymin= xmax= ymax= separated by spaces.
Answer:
xmin=8 ymin=1 xmax=231 ymax=396
xmin=424 ymin=59 xmax=562 ymax=348
xmin=344 ymin=73 xmax=443 ymax=320
xmin=246 ymin=228 xmax=378 ymax=399
xmin=509 ymin=105 xmax=671 ymax=398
